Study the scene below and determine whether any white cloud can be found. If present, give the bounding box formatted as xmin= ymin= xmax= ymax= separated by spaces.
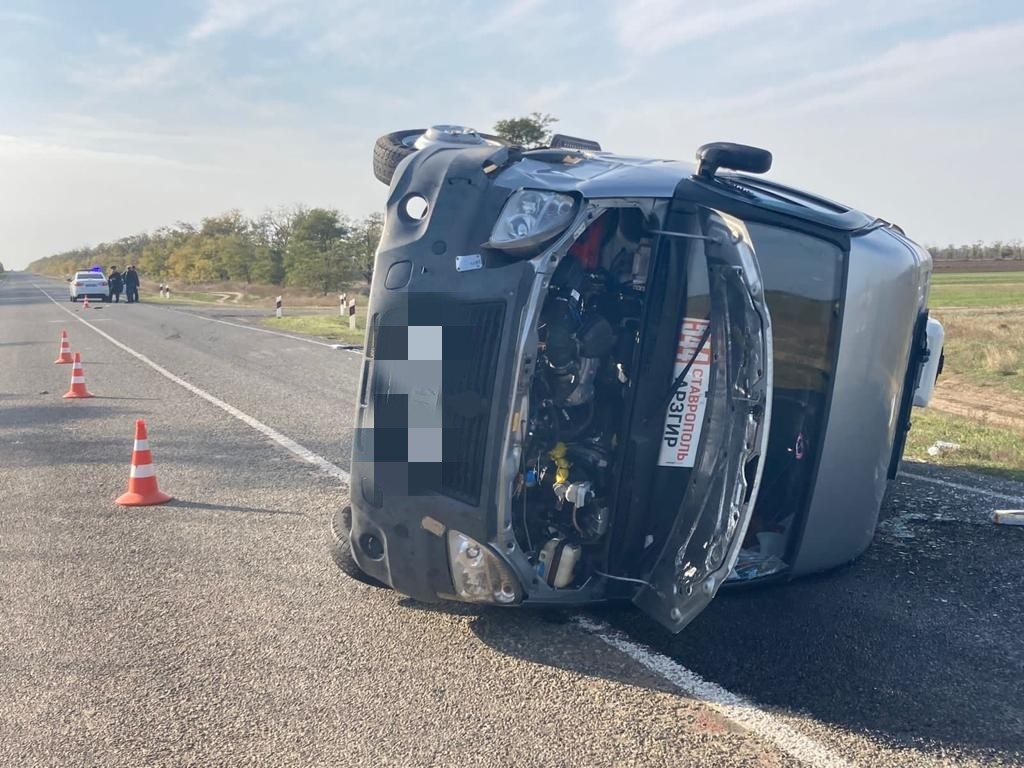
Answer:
xmin=0 ymin=134 xmax=212 ymax=170
xmin=675 ymin=21 xmax=1024 ymax=119
xmin=188 ymin=0 xmax=301 ymax=40
xmin=613 ymin=0 xmax=825 ymax=55
xmin=475 ymin=0 xmax=548 ymax=35
xmin=0 ymin=9 xmax=46 ymax=25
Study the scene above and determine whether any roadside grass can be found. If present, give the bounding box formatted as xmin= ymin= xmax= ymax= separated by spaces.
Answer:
xmin=140 ymin=289 xmax=228 ymax=304
xmin=905 ymin=408 xmax=1024 ymax=483
xmin=928 ymin=272 xmax=1024 ymax=396
xmin=263 ymin=313 xmax=367 ymax=345
xmin=929 ymin=271 xmax=1024 ymax=308
xmin=136 ymin=282 xmax=368 ymax=309
xmin=908 ymin=272 xmax=1024 ymax=478
xmin=932 ymin=309 xmax=1024 ymax=395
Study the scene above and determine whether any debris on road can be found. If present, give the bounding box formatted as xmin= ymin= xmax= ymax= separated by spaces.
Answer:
xmin=926 ymin=440 xmax=961 ymax=456
xmin=991 ymin=509 xmax=1024 ymax=526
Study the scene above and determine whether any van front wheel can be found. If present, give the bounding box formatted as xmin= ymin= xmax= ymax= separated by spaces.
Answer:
xmin=329 ymin=506 xmax=389 ymax=588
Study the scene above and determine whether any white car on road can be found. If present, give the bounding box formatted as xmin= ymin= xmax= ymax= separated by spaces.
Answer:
xmin=68 ymin=271 xmax=110 ymax=302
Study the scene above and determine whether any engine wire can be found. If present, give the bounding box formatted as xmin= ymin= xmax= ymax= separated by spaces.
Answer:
xmin=594 ymin=570 xmax=655 ymax=589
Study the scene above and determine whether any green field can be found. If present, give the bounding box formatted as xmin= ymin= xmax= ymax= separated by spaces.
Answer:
xmin=927 ymin=272 xmax=1024 ymax=396
xmin=914 ymin=271 xmax=1024 ymax=478
xmin=929 ymin=271 xmax=1024 ymax=308
xmin=905 ymin=408 xmax=1024 ymax=482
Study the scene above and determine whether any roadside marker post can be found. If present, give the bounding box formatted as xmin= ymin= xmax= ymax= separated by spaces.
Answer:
xmin=275 ymin=295 xmax=283 ymax=319
xmin=339 ymin=293 xmax=347 ymax=317
xmin=348 ymin=298 xmax=357 ymax=330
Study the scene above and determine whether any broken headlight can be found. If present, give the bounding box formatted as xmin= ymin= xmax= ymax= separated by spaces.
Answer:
xmin=447 ymin=531 xmax=520 ymax=604
xmin=486 ymin=189 xmax=578 ymax=255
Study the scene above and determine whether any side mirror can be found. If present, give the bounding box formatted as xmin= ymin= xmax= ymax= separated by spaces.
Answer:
xmin=695 ymin=142 xmax=772 ymax=180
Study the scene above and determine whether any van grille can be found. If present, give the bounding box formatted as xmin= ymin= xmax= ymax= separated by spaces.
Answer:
xmin=440 ymin=301 xmax=505 ymax=505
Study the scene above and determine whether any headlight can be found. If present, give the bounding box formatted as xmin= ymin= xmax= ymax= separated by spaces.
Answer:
xmin=447 ymin=531 xmax=520 ymax=604
xmin=486 ymin=189 xmax=578 ymax=255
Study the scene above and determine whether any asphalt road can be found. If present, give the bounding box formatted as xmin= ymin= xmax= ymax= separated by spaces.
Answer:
xmin=2 ymin=272 xmax=1022 ymax=767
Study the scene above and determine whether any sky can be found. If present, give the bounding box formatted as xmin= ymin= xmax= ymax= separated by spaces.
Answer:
xmin=2 ymin=0 xmax=1023 ymax=269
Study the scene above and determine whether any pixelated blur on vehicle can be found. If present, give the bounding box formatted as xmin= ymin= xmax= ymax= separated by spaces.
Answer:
xmin=68 ymin=270 xmax=110 ymax=302
xmin=331 ymin=125 xmax=944 ymax=633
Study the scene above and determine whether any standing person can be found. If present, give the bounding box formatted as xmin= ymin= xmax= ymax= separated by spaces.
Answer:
xmin=124 ymin=265 xmax=140 ymax=304
xmin=108 ymin=265 xmax=123 ymax=303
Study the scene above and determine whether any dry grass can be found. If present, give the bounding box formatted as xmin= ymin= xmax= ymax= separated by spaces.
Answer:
xmin=156 ymin=280 xmax=370 ymax=309
xmin=932 ymin=310 xmax=1024 ymax=395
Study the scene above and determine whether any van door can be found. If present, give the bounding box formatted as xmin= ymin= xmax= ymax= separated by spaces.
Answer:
xmin=632 ymin=208 xmax=773 ymax=632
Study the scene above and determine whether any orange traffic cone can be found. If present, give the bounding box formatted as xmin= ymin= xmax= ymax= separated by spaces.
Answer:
xmin=82 ymin=295 xmax=90 ymax=309
xmin=116 ymin=420 xmax=172 ymax=506
xmin=62 ymin=352 xmax=94 ymax=399
xmin=54 ymin=330 xmax=73 ymax=364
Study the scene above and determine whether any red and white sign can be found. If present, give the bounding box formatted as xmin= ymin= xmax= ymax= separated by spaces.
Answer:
xmin=658 ymin=317 xmax=712 ymax=468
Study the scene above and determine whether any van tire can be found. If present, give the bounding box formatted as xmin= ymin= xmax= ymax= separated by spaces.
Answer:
xmin=329 ymin=506 xmax=389 ymax=588
xmin=373 ymin=130 xmax=425 ymax=186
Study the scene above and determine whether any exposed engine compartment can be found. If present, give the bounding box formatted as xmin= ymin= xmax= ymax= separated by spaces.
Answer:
xmin=513 ymin=209 xmax=652 ymax=589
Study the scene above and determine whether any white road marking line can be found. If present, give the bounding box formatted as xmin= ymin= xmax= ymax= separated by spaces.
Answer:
xmin=36 ymin=285 xmax=350 ymax=484
xmin=899 ymin=471 xmax=1024 ymax=504
xmin=575 ymin=618 xmax=854 ymax=768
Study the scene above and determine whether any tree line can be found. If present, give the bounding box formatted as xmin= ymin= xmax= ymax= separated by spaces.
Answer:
xmin=927 ymin=241 xmax=1024 ymax=262
xmin=25 ymin=114 xmax=565 ymax=291
xmin=26 ymin=110 xmax=1022 ymax=287
xmin=28 ymin=208 xmax=383 ymax=294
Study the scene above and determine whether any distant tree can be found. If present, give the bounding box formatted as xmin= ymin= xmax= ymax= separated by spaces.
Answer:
xmin=251 ymin=207 xmax=296 ymax=285
xmin=493 ymin=112 xmax=558 ymax=148
xmin=284 ymin=208 xmax=353 ymax=293
xmin=346 ymin=213 xmax=384 ymax=283
xmin=218 ymin=233 xmax=257 ymax=283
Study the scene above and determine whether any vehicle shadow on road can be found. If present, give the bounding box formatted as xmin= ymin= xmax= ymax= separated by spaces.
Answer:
xmin=466 ymin=554 xmax=1023 ymax=761
xmin=399 ymin=597 xmax=683 ymax=695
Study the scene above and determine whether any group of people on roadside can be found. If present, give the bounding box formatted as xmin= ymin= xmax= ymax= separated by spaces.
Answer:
xmin=106 ymin=265 xmax=141 ymax=303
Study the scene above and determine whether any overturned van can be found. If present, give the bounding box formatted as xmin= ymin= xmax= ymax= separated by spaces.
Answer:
xmin=331 ymin=125 xmax=943 ymax=633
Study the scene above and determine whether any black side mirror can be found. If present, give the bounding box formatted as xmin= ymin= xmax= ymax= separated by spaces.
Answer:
xmin=695 ymin=142 xmax=772 ymax=180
